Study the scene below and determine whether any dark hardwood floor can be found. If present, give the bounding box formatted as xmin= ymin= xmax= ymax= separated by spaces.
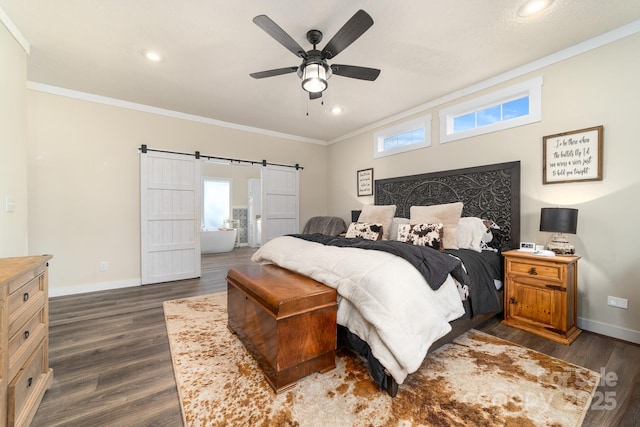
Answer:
xmin=32 ymin=247 xmax=639 ymax=426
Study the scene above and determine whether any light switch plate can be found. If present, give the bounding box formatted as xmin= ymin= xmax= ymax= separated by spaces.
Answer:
xmin=5 ymin=196 xmax=14 ymax=213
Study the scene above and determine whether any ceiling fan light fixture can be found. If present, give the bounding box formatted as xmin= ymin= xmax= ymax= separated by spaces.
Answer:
xmin=301 ymin=63 xmax=328 ymax=93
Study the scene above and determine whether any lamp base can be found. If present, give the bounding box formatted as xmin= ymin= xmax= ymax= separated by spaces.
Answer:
xmin=547 ymin=233 xmax=575 ymax=255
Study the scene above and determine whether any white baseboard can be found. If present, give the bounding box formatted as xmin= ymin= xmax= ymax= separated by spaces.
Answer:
xmin=49 ymin=278 xmax=140 ymax=298
xmin=578 ymin=317 xmax=640 ymax=345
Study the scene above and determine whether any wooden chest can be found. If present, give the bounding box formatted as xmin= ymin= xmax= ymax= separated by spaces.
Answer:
xmin=227 ymin=264 xmax=337 ymax=393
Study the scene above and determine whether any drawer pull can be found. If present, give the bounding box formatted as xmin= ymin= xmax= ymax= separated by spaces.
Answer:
xmin=509 ymin=297 xmax=517 ymax=305
xmin=24 ymin=330 xmax=30 ymax=340
xmin=528 ymin=267 xmax=538 ymax=275
xmin=27 ymin=377 xmax=33 ymax=388
xmin=23 ymin=292 xmax=30 ymax=302
xmin=545 ymin=284 xmax=566 ymax=292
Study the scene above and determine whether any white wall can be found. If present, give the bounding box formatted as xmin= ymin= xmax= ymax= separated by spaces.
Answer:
xmin=27 ymin=91 xmax=327 ymax=296
xmin=327 ymin=33 xmax=640 ymax=342
xmin=0 ymin=18 xmax=28 ymax=257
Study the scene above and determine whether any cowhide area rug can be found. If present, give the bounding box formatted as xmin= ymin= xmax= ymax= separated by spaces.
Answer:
xmin=163 ymin=292 xmax=600 ymax=427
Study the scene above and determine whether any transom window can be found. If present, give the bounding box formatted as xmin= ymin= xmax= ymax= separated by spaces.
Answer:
xmin=453 ymin=96 xmax=529 ymax=132
xmin=374 ymin=115 xmax=431 ymax=158
xmin=440 ymin=76 xmax=542 ymax=143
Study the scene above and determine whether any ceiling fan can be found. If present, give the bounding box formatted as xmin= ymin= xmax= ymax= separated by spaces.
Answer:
xmin=250 ymin=10 xmax=381 ymax=100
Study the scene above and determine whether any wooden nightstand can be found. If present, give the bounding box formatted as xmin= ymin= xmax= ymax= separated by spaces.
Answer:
xmin=502 ymin=249 xmax=581 ymax=344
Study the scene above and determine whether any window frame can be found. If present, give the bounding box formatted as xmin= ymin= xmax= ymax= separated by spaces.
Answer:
xmin=439 ymin=76 xmax=543 ymax=143
xmin=373 ymin=114 xmax=432 ymax=159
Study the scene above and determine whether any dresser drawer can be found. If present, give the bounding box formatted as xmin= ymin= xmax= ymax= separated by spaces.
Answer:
xmin=507 ymin=259 xmax=562 ymax=282
xmin=7 ymin=262 xmax=46 ymax=295
xmin=9 ymin=309 xmax=47 ymax=380
xmin=9 ymin=272 xmax=46 ymax=335
xmin=8 ymin=341 xmax=47 ymax=427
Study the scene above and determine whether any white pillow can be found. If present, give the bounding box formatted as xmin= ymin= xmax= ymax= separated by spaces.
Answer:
xmin=456 ymin=217 xmax=490 ymax=253
xmin=410 ymin=202 xmax=463 ymax=249
xmin=389 ymin=217 xmax=410 ymax=241
xmin=357 ymin=205 xmax=397 ymax=240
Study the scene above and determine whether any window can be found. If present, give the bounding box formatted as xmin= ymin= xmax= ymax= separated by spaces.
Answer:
xmin=440 ymin=76 xmax=542 ymax=143
xmin=202 ymin=178 xmax=231 ymax=230
xmin=374 ymin=115 xmax=431 ymax=158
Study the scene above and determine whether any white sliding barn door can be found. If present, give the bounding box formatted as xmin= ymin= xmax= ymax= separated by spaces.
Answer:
xmin=261 ymin=166 xmax=299 ymax=244
xmin=140 ymin=151 xmax=201 ymax=285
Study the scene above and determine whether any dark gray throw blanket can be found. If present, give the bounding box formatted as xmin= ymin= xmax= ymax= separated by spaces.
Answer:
xmin=445 ymin=249 xmax=502 ymax=315
xmin=289 ymin=233 xmax=470 ymax=291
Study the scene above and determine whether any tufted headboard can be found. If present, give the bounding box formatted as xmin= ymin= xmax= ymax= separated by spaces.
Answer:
xmin=374 ymin=161 xmax=521 ymax=251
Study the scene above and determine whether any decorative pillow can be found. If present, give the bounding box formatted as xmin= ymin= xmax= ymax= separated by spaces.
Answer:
xmin=410 ymin=202 xmax=463 ymax=249
xmin=398 ymin=216 xmax=441 ymax=242
xmin=357 ymin=205 xmax=396 ymax=240
xmin=480 ymin=219 xmax=502 ymax=251
xmin=456 ymin=217 xmax=490 ymax=253
xmin=397 ymin=223 xmax=444 ymax=251
xmin=389 ymin=217 xmax=410 ymax=241
xmin=345 ymin=222 xmax=383 ymax=240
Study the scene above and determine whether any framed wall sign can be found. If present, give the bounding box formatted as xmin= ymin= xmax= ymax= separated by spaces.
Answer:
xmin=357 ymin=168 xmax=374 ymax=196
xmin=543 ymin=125 xmax=603 ymax=184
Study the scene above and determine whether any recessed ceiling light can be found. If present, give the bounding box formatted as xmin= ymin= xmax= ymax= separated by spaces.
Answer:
xmin=331 ymin=106 xmax=343 ymax=114
xmin=518 ymin=0 xmax=554 ymax=17
xmin=145 ymin=51 xmax=162 ymax=62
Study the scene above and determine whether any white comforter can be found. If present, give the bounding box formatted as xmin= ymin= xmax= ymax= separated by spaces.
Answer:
xmin=251 ymin=236 xmax=465 ymax=384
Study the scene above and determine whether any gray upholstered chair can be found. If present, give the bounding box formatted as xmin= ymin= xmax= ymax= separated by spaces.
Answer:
xmin=302 ymin=216 xmax=347 ymax=236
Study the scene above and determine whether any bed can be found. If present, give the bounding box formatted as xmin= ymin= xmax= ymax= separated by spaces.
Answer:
xmin=251 ymin=161 xmax=521 ymax=395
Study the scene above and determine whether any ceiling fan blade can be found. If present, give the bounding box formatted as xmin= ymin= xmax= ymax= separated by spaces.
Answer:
xmin=309 ymin=91 xmax=322 ymax=100
xmin=331 ymin=64 xmax=380 ymax=81
xmin=321 ymin=10 xmax=374 ymax=60
xmin=253 ymin=15 xmax=307 ymax=58
xmin=250 ymin=66 xmax=298 ymax=79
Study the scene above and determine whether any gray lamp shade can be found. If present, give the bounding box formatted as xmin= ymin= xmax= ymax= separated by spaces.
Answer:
xmin=539 ymin=208 xmax=578 ymax=234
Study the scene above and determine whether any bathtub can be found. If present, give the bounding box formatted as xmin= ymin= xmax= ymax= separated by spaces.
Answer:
xmin=201 ymin=228 xmax=238 ymax=254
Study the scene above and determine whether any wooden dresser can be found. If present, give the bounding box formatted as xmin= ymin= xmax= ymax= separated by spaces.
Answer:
xmin=502 ymin=250 xmax=581 ymax=344
xmin=0 ymin=256 xmax=54 ymax=427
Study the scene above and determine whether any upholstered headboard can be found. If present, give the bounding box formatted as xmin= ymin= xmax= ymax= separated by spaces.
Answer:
xmin=374 ymin=161 xmax=521 ymax=251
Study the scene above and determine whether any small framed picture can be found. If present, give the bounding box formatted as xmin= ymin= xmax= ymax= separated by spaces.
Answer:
xmin=357 ymin=168 xmax=373 ymax=196
xmin=543 ymin=126 xmax=603 ymax=184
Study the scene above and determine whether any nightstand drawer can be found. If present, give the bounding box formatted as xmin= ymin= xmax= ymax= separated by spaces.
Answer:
xmin=507 ymin=259 xmax=562 ymax=281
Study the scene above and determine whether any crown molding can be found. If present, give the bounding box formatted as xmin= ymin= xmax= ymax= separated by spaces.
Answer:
xmin=0 ymin=5 xmax=29 ymax=54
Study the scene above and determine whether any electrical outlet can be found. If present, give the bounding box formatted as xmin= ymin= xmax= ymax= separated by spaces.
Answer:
xmin=607 ymin=296 xmax=628 ymax=309
xmin=99 ymin=261 xmax=109 ymax=272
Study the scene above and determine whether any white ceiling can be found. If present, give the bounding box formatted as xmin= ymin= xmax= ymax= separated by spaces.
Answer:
xmin=2 ymin=1 xmax=640 ymax=143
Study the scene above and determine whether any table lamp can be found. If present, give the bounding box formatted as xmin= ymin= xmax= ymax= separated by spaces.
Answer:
xmin=539 ymin=207 xmax=578 ymax=255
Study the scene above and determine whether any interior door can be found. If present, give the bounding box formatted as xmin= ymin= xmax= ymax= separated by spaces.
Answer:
xmin=261 ymin=166 xmax=299 ymax=244
xmin=140 ymin=151 xmax=201 ymax=285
